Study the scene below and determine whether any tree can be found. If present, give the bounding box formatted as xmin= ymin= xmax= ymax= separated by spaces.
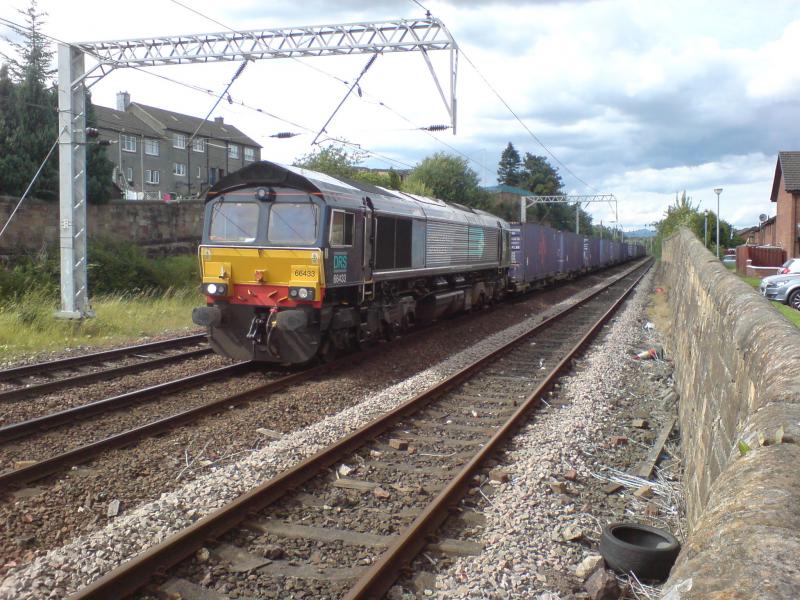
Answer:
xmin=497 ymin=142 xmax=522 ymax=186
xmin=519 ymin=153 xmax=564 ymax=196
xmin=653 ymin=191 xmax=741 ymax=257
xmin=0 ymin=1 xmax=55 ymax=84
xmin=514 ymin=152 xmax=592 ymax=232
xmin=404 ymin=152 xmax=489 ymax=208
xmin=86 ymin=97 xmax=115 ymax=203
xmin=293 ymin=144 xmax=362 ymax=180
xmin=0 ymin=1 xmax=114 ymax=202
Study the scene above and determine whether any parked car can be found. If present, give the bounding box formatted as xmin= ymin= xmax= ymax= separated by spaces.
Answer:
xmin=760 ymin=273 xmax=800 ymax=309
xmin=777 ymin=258 xmax=800 ymax=275
xmin=722 ymin=255 xmax=736 ymax=267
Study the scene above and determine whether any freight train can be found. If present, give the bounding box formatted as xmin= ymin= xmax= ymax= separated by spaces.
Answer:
xmin=191 ymin=161 xmax=644 ymax=364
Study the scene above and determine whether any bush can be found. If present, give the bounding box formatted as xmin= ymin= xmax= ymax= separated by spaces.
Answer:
xmin=0 ymin=239 xmax=200 ymax=304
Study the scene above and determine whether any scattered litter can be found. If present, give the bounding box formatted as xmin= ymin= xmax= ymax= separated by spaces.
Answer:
xmin=106 ymin=500 xmax=121 ymax=518
xmin=388 ymin=438 xmax=409 ymax=450
xmin=337 ymin=464 xmax=353 ymax=477
xmin=255 ymin=427 xmax=283 ymax=440
xmin=633 ymin=346 xmax=665 ymax=360
xmin=644 ymin=321 xmax=655 ymax=330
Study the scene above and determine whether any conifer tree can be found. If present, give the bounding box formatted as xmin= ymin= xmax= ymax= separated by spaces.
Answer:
xmin=497 ymin=142 xmax=522 ymax=186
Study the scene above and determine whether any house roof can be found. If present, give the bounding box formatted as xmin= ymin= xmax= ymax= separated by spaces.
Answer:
xmin=484 ymin=184 xmax=533 ymax=196
xmin=93 ymin=102 xmax=261 ymax=148
xmin=132 ymin=103 xmax=261 ymax=148
xmin=94 ymin=105 xmax=161 ymax=137
xmin=770 ymin=151 xmax=800 ymax=202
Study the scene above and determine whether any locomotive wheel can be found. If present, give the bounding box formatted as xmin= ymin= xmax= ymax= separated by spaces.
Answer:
xmin=319 ymin=338 xmax=337 ymax=363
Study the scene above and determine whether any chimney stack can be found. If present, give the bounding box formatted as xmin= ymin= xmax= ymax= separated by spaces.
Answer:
xmin=214 ymin=116 xmax=224 ymax=125
xmin=116 ymin=91 xmax=130 ymax=111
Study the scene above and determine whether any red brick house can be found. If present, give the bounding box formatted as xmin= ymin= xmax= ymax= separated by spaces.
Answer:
xmin=770 ymin=151 xmax=800 ymax=257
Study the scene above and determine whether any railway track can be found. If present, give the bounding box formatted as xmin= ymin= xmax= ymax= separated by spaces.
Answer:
xmin=0 ymin=333 xmax=210 ymax=403
xmin=68 ymin=259 xmax=650 ymax=600
xmin=0 ymin=264 xmax=629 ymax=492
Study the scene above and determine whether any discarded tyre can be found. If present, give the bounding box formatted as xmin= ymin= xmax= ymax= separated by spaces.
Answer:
xmin=599 ymin=523 xmax=681 ymax=581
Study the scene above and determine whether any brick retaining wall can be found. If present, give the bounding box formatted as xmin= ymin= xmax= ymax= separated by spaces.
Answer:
xmin=661 ymin=228 xmax=800 ymax=598
xmin=0 ymin=196 xmax=204 ymax=258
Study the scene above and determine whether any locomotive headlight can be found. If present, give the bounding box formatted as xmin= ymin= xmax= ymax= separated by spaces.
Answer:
xmin=203 ymin=283 xmax=228 ymax=296
xmin=289 ymin=287 xmax=314 ymax=301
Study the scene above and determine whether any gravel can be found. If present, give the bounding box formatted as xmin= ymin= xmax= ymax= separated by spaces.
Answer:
xmin=0 ymin=267 xmax=632 ymax=599
xmin=394 ymin=267 xmax=685 ymax=599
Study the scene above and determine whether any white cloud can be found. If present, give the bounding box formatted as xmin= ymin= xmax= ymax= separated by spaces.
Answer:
xmin=1 ymin=0 xmax=798 ymax=233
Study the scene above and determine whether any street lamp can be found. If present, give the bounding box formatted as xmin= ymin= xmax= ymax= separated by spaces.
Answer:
xmin=714 ymin=187 xmax=723 ymax=258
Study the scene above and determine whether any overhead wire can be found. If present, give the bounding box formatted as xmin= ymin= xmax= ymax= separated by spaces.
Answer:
xmin=2 ymin=11 xmax=455 ymax=175
xmin=458 ymin=47 xmax=601 ymax=193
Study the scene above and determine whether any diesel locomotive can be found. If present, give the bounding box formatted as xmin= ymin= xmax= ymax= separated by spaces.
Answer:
xmin=191 ymin=161 xmax=513 ymax=364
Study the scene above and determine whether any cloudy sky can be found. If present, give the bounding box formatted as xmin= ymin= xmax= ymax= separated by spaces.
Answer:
xmin=2 ymin=0 xmax=799 ymax=230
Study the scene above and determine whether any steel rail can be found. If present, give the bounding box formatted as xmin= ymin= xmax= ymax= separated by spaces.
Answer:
xmin=0 ymin=360 xmax=244 ymax=444
xmin=0 ymin=333 xmax=206 ymax=382
xmin=0 ymin=347 xmax=212 ymax=403
xmin=68 ymin=258 xmax=650 ymax=600
xmin=343 ymin=262 xmax=651 ymax=599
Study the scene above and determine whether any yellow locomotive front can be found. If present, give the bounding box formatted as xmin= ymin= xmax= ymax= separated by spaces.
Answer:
xmin=192 ymin=185 xmax=326 ymax=364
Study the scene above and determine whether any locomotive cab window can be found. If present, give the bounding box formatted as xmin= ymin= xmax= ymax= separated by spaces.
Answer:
xmin=330 ymin=210 xmax=354 ymax=247
xmin=209 ymin=200 xmax=259 ymax=243
xmin=267 ymin=202 xmax=319 ymax=245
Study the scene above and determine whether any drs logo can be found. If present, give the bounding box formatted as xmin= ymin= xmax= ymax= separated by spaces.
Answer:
xmin=333 ymin=254 xmax=348 ymax=272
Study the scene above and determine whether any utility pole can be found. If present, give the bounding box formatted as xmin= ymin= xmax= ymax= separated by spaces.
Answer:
xmin=704 ymin=210 xmax=708 ymax=248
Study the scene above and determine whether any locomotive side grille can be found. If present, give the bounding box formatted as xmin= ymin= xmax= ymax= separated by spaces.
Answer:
xmin=426 ymin=222 xmax=500 ymax=267
xmin=427 ymin=221 xmax=469 ymax=266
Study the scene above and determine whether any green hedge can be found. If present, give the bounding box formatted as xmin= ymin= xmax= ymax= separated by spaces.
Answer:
xmin=0 ymin=239 xmax=199 ymax=303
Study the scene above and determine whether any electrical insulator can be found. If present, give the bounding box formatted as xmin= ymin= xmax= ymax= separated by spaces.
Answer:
xmin=422 ymin=124 xmax=450 ymax=132
xmin=85 ymin=127 xmax=100 ymax=138
xmin=270 ymin=132 xmax=300 ymax=139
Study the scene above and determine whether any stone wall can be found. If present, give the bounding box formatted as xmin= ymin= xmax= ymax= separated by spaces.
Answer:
xmin=0 ymin=196 xmax=204 ymax=258
xmin=661 ymin=228 xmax=800 ymax=598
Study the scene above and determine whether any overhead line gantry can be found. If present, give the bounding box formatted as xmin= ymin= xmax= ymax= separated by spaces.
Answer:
xmin=57 ymin=17 xmax=458 ymax=318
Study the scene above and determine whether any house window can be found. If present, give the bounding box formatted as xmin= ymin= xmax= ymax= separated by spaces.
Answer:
xmin=193 ymin=138 xmax=206 ymax=153
xmin=125 ymin=167 xmax=133 ymax=181
xmin=144 ymin=138 xmax=160 ymax=156
xmin=244 ymin=147 xmax=256 ymax=162
xmin=145 ymin=169 xmax=160 ymax=184
xmin=228 ymin=144 xmax=240 ymax=159
xmin=173 ymin=133 xmax=187 ymax=149
xmin=330 ymin=210 xmax=354 ymax=246
xmin=196 ymin=166 xmax=202 ymax=179
xmin=121 ymin=134 xmax=136 ymax=153
xmin=174 ymin=163 xmax=186 ymax=176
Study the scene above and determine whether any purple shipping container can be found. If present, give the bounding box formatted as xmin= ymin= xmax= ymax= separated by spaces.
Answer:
xmin=510 ymin=223 xmax=559 ymax=285
xmin=587 ymin=237 xmax=601 ymax=269
xmin=561 ymin=230 xmax=584 ymax=273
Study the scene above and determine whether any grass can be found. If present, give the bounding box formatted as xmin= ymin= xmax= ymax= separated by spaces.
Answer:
xmin=0 ymin=288 xmax=203 ymax=360
xmin=733 ymin=271 xmax=800 ymax=329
